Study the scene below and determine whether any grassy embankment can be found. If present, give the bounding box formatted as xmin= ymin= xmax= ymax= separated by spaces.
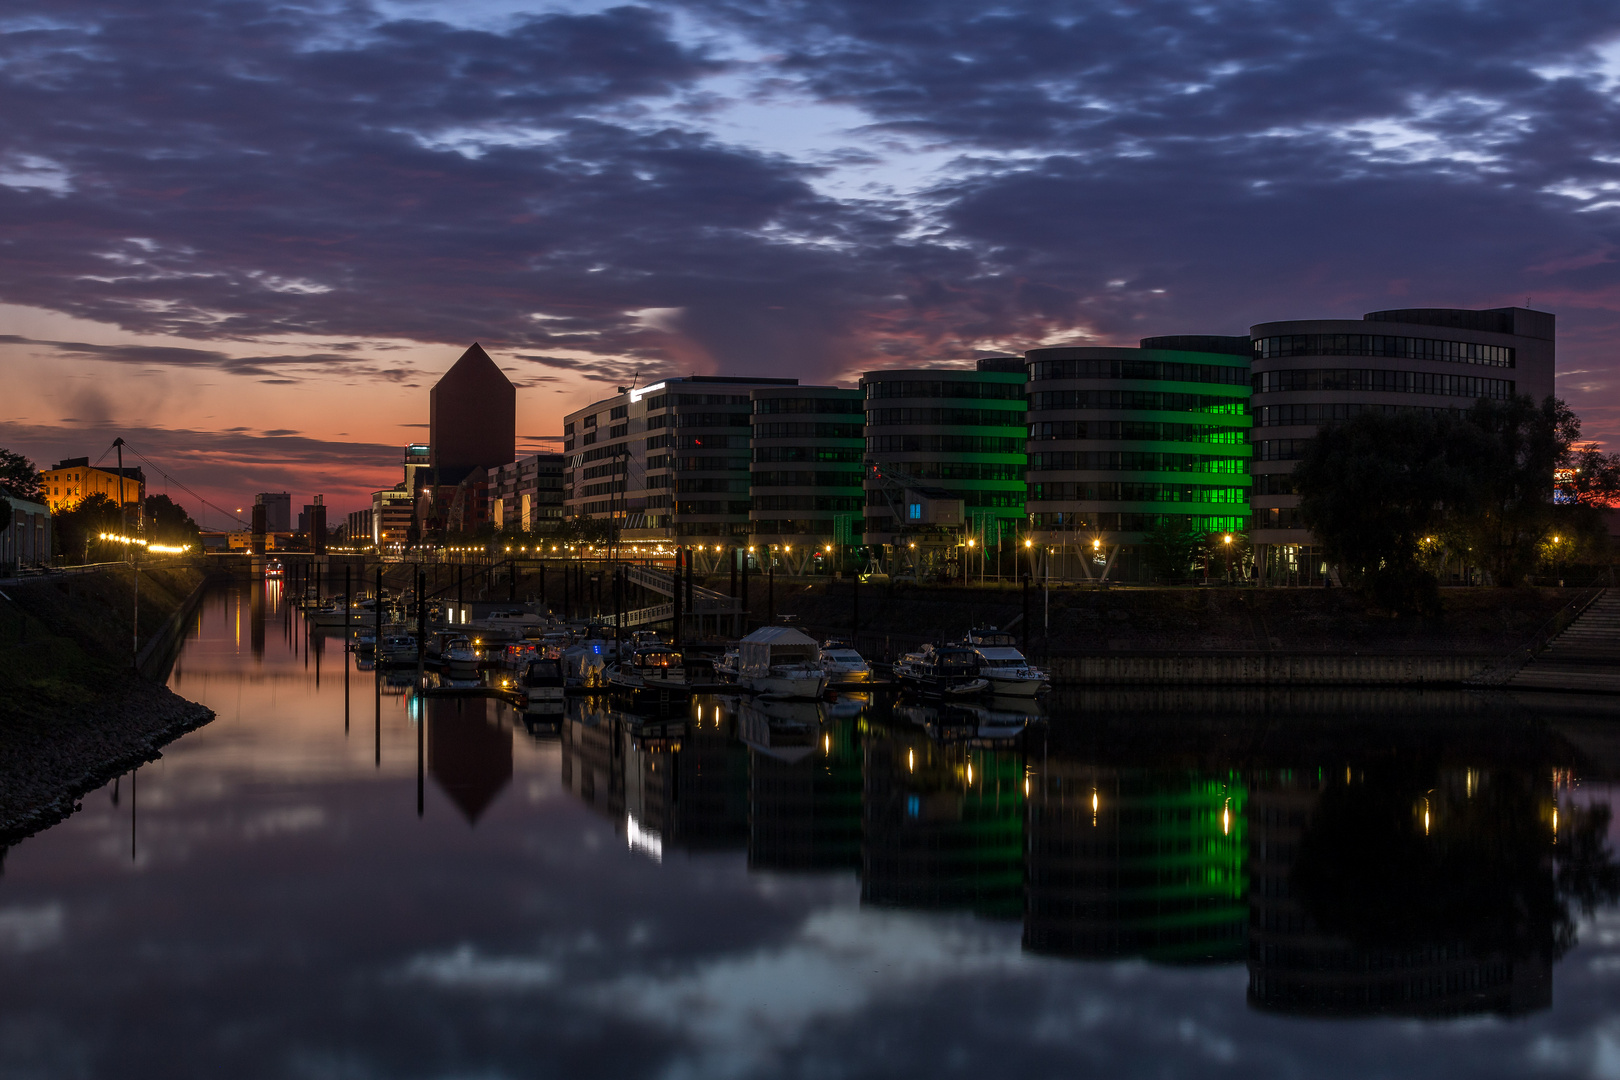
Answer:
xmin=0 ymin=563 xmax=213 ymax=844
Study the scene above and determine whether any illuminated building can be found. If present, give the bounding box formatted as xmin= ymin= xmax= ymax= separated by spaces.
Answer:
xmin=1249 ymin=307 xmax=1555 ymax=583
xmin=39 ymin=457 xmax=144 ymax=513
xmin=562 ymin=375 xmax=798 ymax=539
xmin=749 ymin=385 xmax=865 ymax=549
xmin=860 ymin=360 xmax=1027 ymax=549
xmin=1024 ymin=336 xmax=1252 ymax=581
xmin=488 ymin=452 xmax=566 ymax=532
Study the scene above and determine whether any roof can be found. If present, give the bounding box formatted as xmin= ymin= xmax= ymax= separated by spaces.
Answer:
xmin=740 ymin=626 xmax=819 ymax=647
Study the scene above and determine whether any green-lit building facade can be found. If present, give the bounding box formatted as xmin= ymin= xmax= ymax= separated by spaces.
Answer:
xmin=749 ymin=385 xmax=865 ymax=559
xmin=1024 ymin=336 xmax=1252 ymax=582
xmin=861 ymin=359 xmax=1028 ymax=574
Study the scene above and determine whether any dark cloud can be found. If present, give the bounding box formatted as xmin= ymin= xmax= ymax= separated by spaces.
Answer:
xmin=1 ymin=0 xmax=1619 ymax=440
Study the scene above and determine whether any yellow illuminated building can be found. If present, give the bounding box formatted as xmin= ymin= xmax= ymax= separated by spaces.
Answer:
xmin=39 ymin=457 xmax=145 ymax=513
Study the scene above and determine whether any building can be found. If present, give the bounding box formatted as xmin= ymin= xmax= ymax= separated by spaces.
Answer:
xmin=860 ymin=359 xmax=1027 ymax=574
xmin=371 ymin=488 xmax=415 ymax=548
xmin=563 ymin=375 xmax=798 ymax=539
xmin=346 ymin=507 xmax=374 ymax=547
xmin=256 ymin=492 xmax=292 ymax=533
xmin=749 ymin=385 xmax=864 ymax=555
xmin=430 ymin=343 xmax=516 ymax=485
xmin=39 ymin=458 xmax=144 ymax=513
xmin=2 ymin=497 xmax=50 ymax=570
xmin=1248 ymin=307 xmax=1555 ymax=583
xmin=1024 ymin=336 xmax=1253 ymax=582
xmin=488 ymin=452 xmax=566 ymax=533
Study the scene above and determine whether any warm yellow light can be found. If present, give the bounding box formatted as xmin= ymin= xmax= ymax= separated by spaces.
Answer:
xmin=908 ymin=748 xmax=914 ymax=772
xmin=967 ymin=762 xmax=973 ymax=784
xmin=1024 ymin=539 xmax=1032 ymax=548
xmin=824 ymin=733 xmax=830 ymax=753
xmin=1223 ymin=534 xmax=1232 ymax=544
xmin=967 ymin=539 xmax=975 ymax=548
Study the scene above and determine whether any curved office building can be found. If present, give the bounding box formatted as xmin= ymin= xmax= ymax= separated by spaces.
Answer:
xmin=1249 ymin=307 xmax=1555 ymax=583
xmin=749 ymin=385 xmax=865 ymax=555
xmin=1024 ymin=336 xmax=1252 ymax=582
xmin=861 ymin=359 xmax=1027 ymax=564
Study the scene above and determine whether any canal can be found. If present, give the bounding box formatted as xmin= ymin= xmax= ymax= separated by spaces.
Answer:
xmin=5 ymin=582 xmax=1620 ymax=1078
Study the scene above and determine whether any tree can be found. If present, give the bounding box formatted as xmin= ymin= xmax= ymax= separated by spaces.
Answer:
xmin=144 ymin=493 xmax=201 ymax=546
xmin=1454 ymin=396 xmax=1583 ymax=586
xmin=1141 ymin=517 xmax=1205 ymax=583
xmin=1293 ymin=410 xmax=1477 ymax=614
xmin=52 ymin=493 xmax=121 ymax=563
xmin=0 ymin=447 xmax=42 ymax=502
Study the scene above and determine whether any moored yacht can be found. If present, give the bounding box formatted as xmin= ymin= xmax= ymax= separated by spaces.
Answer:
xmin=608 ymin=646 xmax=692 ymax=697
xmin=962 ymin=628 xmax=1050 ymax=697
xmin=737 ymin=627 xmax=826 ymax=700
xmin=819 ymin=640 xmax=872 ymax=684
xmin=894 ymin=644 xmax=989 ymax=698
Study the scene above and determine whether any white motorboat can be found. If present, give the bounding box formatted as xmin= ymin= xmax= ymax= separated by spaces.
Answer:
xmin=963 ymin=628 xmax=1049 ymax=697
xmin=713 ymin=648 xmax=739 ymax=681
xmin=737 ymin=627 xmax=826 ymax=700
xmin=379 ymin=634 xmax=418 ymax=665
xmin=475 ymin=608 xmax=548 ymax=636
xmin=443 ymin=635 xmax=481 ymax=679
xmin=819 ymin=640 xmax=872 ymax=683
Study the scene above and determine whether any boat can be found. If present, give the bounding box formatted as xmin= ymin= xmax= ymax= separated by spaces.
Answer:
xmin=608 ymin=646 xmax=692 ymax=697
xmin=713 ymin=648 xmax=739 ymax=681
xmin=499 ymin=640 xmax=539 ymax=671
xmin=819 ymin=639 xmax=872 ymax=684
xmin=894 ymin=644 xmax=989 ymax=698
xmin=962 ymin=628 xmax=1049 ymax=697
xmin=520 ymin=657 xmax=566 ymax=714
xmin=379 ymin=634 xmax=418 ymax=665
xmin=562 ymin=639 xmax=617 ymax=689
xmin=475 ymin=608 xmax=548 ymax=636
xmin=737 ymin=697 xmax=819 ymax=763
xmin=442 ymin=635 xmax=481 ymax=679
xmin=737 ymin=627 xmax=826 ymax=700
xmin=264 ymin=559 xmax=283 ymax=578
xmin=349 ymin=629 xmax=376 ymax=654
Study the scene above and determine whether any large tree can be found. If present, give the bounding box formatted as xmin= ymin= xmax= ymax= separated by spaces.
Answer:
xmin=52 ymin=493 xmax=122 ymax=563
xmin=1292 ymin=410 xmax=1479 ymax=613
xmin=0 ymin=447 xmax=42 ymax=502
xmin=144 ymin=493 xmax=201 ymax=546
xmin=1455 ymin=395 xmax=1584 ymax=586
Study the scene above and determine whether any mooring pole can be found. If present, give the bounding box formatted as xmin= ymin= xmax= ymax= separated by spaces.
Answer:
xmin=374 ymin=565 xmax=383 ymax=647
xmin=1022 ymin=576 xmax=1030 ymax=655
xmin=344 ymin=565 xmax=352 ymax=648
xmin=673 ymin=548 xmax=683 ymax=649
xmin=852 ymin=571 xmax=859 ymax=640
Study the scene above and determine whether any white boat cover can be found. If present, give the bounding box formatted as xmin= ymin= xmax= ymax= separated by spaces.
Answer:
xmin=976 ymin=647 xmax=1028 ymax=662
xmin=737 ymin=626 xmax=820 ymax=677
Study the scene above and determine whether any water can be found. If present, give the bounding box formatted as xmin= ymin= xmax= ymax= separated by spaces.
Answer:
xmin=5 ymin=583 xmax=1620 ymax=1079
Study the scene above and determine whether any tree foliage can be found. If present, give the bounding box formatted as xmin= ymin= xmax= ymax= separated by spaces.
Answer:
xmin=1141 ymin=517 xmax=1205 ymax=582
xmin=144 ymin=493 xmax=201 ymax=545
xmin=52 ymin=493 xmax=122 ymax=562
xmin=1294 ymin=396 xmax=1617 ymax=609
xmin=0 ymin=447 xmax=43 ymax=502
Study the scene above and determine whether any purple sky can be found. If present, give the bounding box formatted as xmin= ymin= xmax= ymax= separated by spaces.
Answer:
xmin=2 ymin=0 xmax=1619 ymax=523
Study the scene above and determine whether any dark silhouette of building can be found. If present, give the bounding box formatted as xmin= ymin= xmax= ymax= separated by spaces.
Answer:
xmin=748 ymin=713 xmax=863 ymax=874
xmin=430 ymin=343 xmax=516 ymax=485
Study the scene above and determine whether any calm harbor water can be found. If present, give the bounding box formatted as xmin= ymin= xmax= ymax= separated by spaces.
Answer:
xmin=6 ymin=583 xmax=1620 ymax=1079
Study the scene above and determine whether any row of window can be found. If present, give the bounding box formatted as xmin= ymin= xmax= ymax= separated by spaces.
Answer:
xmin=876 ymin=462 xmax=1025 ymax=482
xmin=678 ymin=412 xmax=751 ymax=427
xmin=867 ymin=491 xmax=1025 ymax=509
xmin=1251 ymin=473 xmax=1296 ymax=496
xmin=1029 ymin=451 xmax=1249 ymax=474
xmin=865 ymin=435 xmax=1024 ymax=454
xmin=1252 ymin=402 xmax=1464 ymax=427
xmin=1030 ymin=512 xmax=1250 ymax=532
xmin=677 ymin=478 xmax=750 ymax=494
xmin=579 ymin=481 xmax=624 ymax=498
xmin=1028 ymin=421 xmax=1250 ymax=444
xmin=1254 ymin=334 xmax=1514 ymax=367
xmin=754 ymin=397 xmax=863 ymax=415
xmin=579 ymin=462 xmax=623 ymax=480
xmin=753 ymin=446 xmax=863 ymax=463
xmin=1029 ymin=391 xmax=1247 ymax=415
xmin=1028 ymin=359 xmax=1249 ymax=385
xmin=675 ymin=456 xmax=749 ymax=472
xmin=866 ymin=407 xmax=1026 ymax=428
xmin=750 ymin=470 xmax=864 ymax=488
xmin=863 ymin=380 xmax=1025 ymax=401
xmin=1028 ymin=482 xmax=1248 ymax=504
xmin=751 ymin=495 xmax=866 ymax=512
xmin=1253 ymin=439 xmax=1310 ymax=461
xmin=1251 ymin=369 xmax=1514 ymax=399
xmin=750 ymin=519 xmax=847 ymax=534
xmin=678 ymin=500 xmax=753 ymax=515
xmin=677 ymin=434 xmax=749 ymax=450
xmin=753 ymin=422 xmax=864 ymax=440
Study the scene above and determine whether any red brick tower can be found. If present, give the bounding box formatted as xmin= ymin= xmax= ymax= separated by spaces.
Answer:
xmin=429 ymin=343 xmax=516 ymax=484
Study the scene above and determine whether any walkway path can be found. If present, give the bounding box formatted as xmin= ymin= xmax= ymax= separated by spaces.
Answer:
xmin=1509 ymin=589 xmax=1620 ymax=693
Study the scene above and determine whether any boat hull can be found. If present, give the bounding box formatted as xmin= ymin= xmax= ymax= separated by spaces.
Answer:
xmin=742 ymin=671 xmax=827 ymax=700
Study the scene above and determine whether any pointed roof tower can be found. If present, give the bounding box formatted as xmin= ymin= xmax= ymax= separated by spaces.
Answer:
xmin=429 ymin=342 xmax=516 ymax=485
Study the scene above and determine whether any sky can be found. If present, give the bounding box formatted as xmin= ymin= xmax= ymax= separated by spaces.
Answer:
xmin=4 ymin=0 xmax=1620 ymax=525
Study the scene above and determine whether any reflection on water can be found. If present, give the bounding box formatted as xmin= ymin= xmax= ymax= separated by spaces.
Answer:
xmin=6 ymin=584 xmax=1620 ymax=1078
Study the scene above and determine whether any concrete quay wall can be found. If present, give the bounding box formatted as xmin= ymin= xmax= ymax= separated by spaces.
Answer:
xmin=1048 ymin=653 xmax=1495 ymax=686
